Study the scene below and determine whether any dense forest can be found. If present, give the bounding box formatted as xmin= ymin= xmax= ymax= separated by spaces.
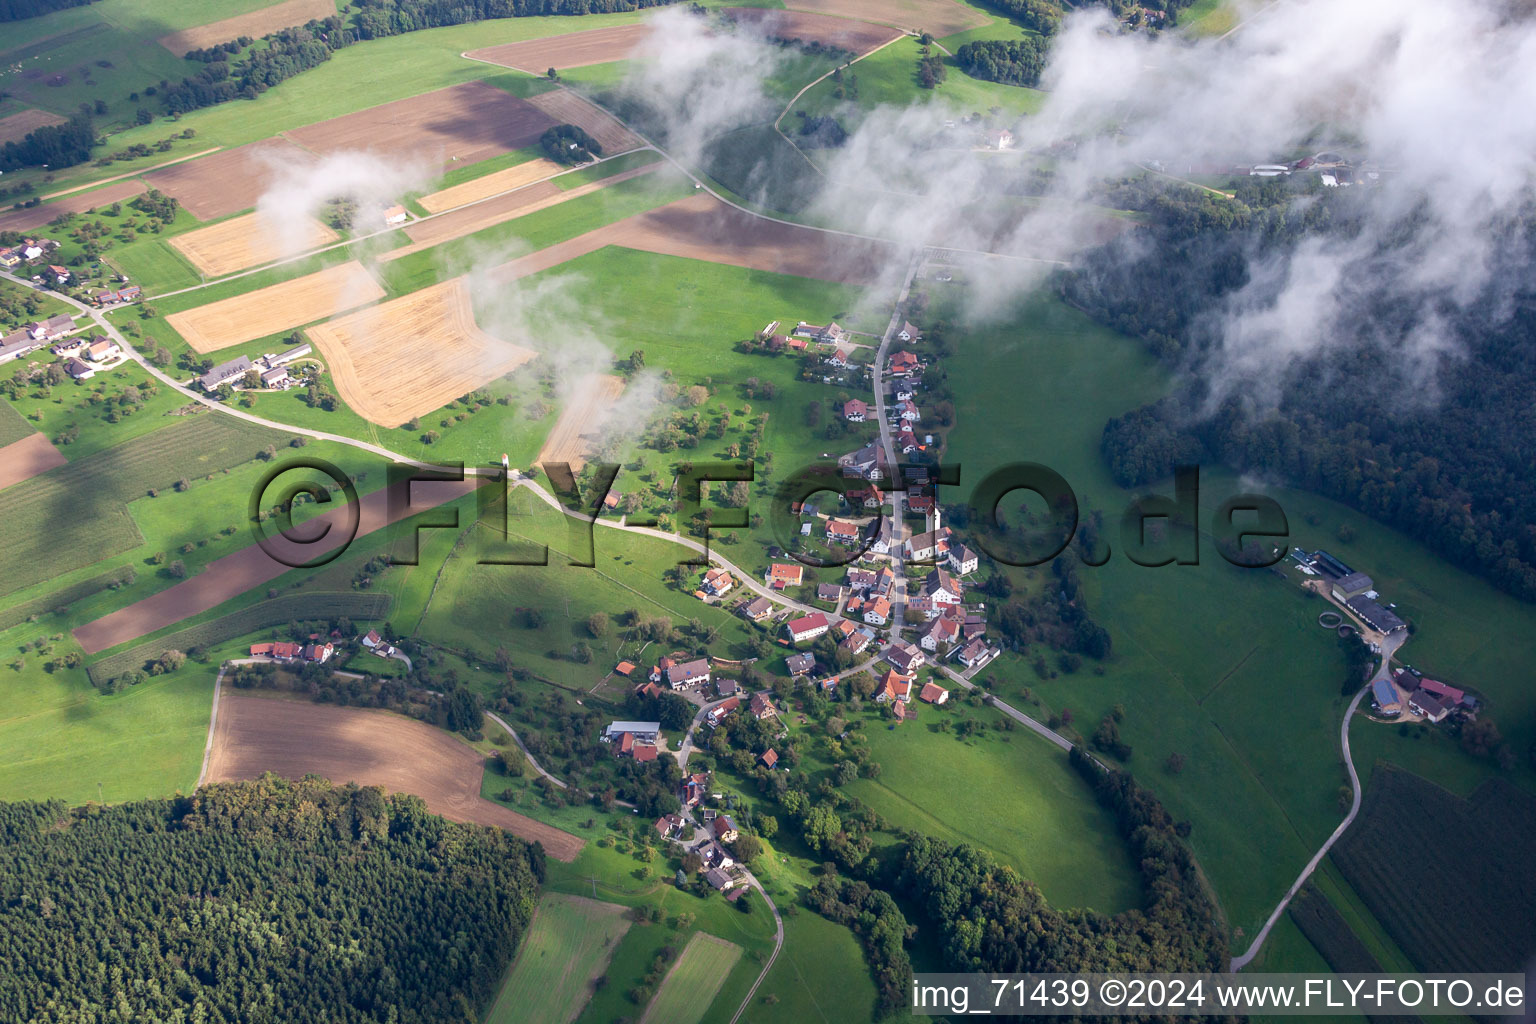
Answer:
xmin=1068 ymin=176 xmax=1536 ymax=603
xmin=0 ymin=777 xmax=542 ymax=1023
xmin=0 ymin=0 xmax=94 ymax=21
xmin=349 ymin=0 xmax=681 ymax=38
xmin=0 ymin=112 xmax=94 ymax=173
xmin=955 ymin=37 xmax=1049 ymax=86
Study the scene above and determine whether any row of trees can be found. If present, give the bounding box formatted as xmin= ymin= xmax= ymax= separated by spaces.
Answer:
xmin=0 ymin=777 xmax=542 ymax=1022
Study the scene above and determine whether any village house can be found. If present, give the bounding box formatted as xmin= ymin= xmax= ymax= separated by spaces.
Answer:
xmin=705 ymin=867 xmax=738 ymax=892
xmin=924 ymin=568 xmax=963 ymax=605
xmin=816 ymin=582 xmax=845 ymax=604
xmin=948 ymin=544 xmax=979 ymax=576
xmin=919 ymin=681 xmax=950 ymax=705
xmin=838 ymin=441 xmax=887 ymax=481
xmin=700 ymin=840 xmax=734 ymax=870
xmin=895 ymin=399 xmax=921 ymax=423
xmin=895 ymin=428 xmax=921 ymax=454
xmin=986 ymin=128 xmax=1015 ymax=149
xmin=655 ymin=813 xmax=687 ymax=841
xmin=701 ymin=567 xmax=735 ymax=597
xmin=713 ymin=815 xmax=741 ymax=843
xmin=84 ymin=338 xmax=120 ymax=362
xmin=847 ymin=485 xmax=883 ymax=510
xmin=784 ymin=612 xmax=830 ymax=643
xmin=706 ymin=697 xmax=741 ymax=728
xmin=250 ymin=641 xmax=304 ymax=660
xmin=875 ymin=669 xmax=913 ymax=703
xmin=896 ymin=321 xmax=920 ymax=342
xmin=604 ymin=720 xmax=662 ymax=760
xmin=846 ymin=567 xmax=877 ymax=592
xmin=954 ymin=638 xmax=991 ymax=669
xmin=885 ymin=641 xmax=925 ymax=674
xmin=839 ymin=627 xmax=874 ymax=655
xmin=827 ymin=347 xmax=854 ymax=369
xmin=863 ymin=596 xmax=891 ymax=626
xmin=303 ymin=642 xmax=334 ymax=663
xmin=1409 ymin=690 xmax=1451 ymax=723
xmin=766 ymin=562 xmax=804 ymax=588
xmin=31 ymin=314 xmax=75 ymax=341
xmin=634 ymin=679 xmax=664 ymax=699
xmin=918 ymin=615 xmax=960 ymax=651
xmin=64 ymin=356 xmax=94 ymax=380
xmin=666 ymin=658 xmax=712 ymax=689
xmin=786 ymin=652 xmax=816 ymax=677
xmin=48 ymin=265 xmax=70 ymax=285
xmin=826 ymin=518 xmax=862 ymax=545
xmin=681 ymin=772 xmax=710 ymax=808
xmin=742 ymin=596 xmax=774 ymax=622
xmin=888 ymin=351 xmax=922 ymax=377
xmin=715 ymin=678 xmax=740 ymax=698
xmin=793 ymin=321 xmax=847 ymax=344
xmin=843 ymin=398 xmax=868 ymax=422
xmin=749 ymin=692 xmax=778 ymax=721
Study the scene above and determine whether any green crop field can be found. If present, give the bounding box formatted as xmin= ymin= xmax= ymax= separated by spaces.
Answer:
xmin=1332 ymin=765 xmax=1536 ymax=973
xmin=0 ymin=411 xmax=289 ymax=599
xmin=640 ymin=931 xmax=742 ymax=1024
xmin=484 ymin=892 xmax=631 ymax=1024
xmin=843 ymin=702 xmax=1143 ymax=913
xmin=0 ymin=401 xmax=34 ymax=447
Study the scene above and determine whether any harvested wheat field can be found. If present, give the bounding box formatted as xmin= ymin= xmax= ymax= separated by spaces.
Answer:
xmin=170 ymin=211 xmax=339 ymax=276
xmin=307 ymin=277 xmax=537 ymax=426
xmin=145 ymin=138 xmax=312 ymax=220
xmin=537 ymin=374 xmax=625 ymax=471
xmin=489 ymin=192 xmax=895 ymax=287
xmin=205 ymin=694 xmax=584 ymax=860
xmin=724 ymin=7 xmax=901 ymax=51
xmin=380 ymin=162 xmax=660 ymax=263
xmin=0 ymin=179 xmax=146 ymax=233
xmin=467 ymin=23 xmax=656 ymax=72
xmin=0 ymin=108 xmax=65 ymax=145
xmin=785 ymin=0 xmax=986 ymax=37
xmin=0 ymin=433 xmax=67 ymax=491
xmin=418 ymin=157 xmax=565 ymax=213
xmin=285 ymin=81 xmax=557 ymax=168
xmin=167 ymin=260 xmax=384 ymax=352
xmin=158 ymin=0 xmax=337 ymax=57
xmin=526 ymin=90 xmax=644 ymax=155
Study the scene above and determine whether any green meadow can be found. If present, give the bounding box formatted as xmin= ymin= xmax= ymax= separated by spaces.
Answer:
xmin=484 ymin=892 xmax=631 ymax=1024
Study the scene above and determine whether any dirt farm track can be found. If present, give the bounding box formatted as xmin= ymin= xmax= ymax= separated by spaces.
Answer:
xmin=206 ymin=694 xmax=584 ymax=861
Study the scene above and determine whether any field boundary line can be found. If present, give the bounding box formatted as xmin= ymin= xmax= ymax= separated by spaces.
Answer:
xmin=38 ymin=148 xmax=223 ymax=201
xmin=197 ymin=664 xmax=225 ymax=788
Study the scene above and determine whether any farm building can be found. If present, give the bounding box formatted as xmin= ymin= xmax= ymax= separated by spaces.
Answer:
xmin=0 ymin=331 xmax=41 ymax=365
xmin=760 ymin=748 xmax=778 ymax=768
xmin=1370 ymin=677 xmax=1402 ymax=716
xmin=919 ymin=682 xmax=950 ymax=704
xmin=84 ymin=338 xmax=120 ymax=362
xmin=1331 ymin=572 xmax=1375 ymax=602
xmin=199 ymin=355 xmax=254 ymax=392
xmin=63 ymin=356 xmax=94 ymax=380
xmin=1346 ymin=595 xmax=1406 ymax=634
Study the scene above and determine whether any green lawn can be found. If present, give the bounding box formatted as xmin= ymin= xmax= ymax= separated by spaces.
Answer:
xmin=640 ymin=931 xmax=742 ymax=1024
xmin=746 ymin=908 xmax=878 ymax=1024
xmin=0 ymin=278 xmax=73 ymax=333
xmin=0 ymin=632 xmax=210 ymax=805
xmin=3 ymin=359 xmax=195 ymax=460
xmin=484 ymin=892 xmax=631 ymax=1024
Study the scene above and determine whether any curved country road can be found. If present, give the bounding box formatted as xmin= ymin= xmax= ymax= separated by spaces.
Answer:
xmin=1230 ymin=682 xmax=1369 ymax=970
xmin=486 ymin=710 xmax=568 ymax=790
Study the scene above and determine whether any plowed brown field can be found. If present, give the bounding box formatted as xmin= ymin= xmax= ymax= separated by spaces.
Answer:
xmin=0 ymin=108 xmax=65 ymax=145
xmin=205 ymin=694 xmax=584 ymax=860
xmin=0 ymin=433 xmax=66 ymax=490
xmin=487 ymin=192 xmax=896 ymax=287
xmin=784 ymin=0 xmax=987 ymax=36
xmin=284 ymin=82 xmax=557 ymax=168
xmin=306 ymin=277 xmax=537 ymax=426
xmin=158 ymin=0 xmax=337 ymax=57
xmin=467 ymin=23 xmax=655 ymax=72
xmin=166 ymin=260 xmax=384 ymax=352
xmin=525 ymin=90 xmax=644 ymax=154
xmin=144 ymin=138 xmax=312 ymax=220
xmin=724 ymin=7 xmax=901 ymax=51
